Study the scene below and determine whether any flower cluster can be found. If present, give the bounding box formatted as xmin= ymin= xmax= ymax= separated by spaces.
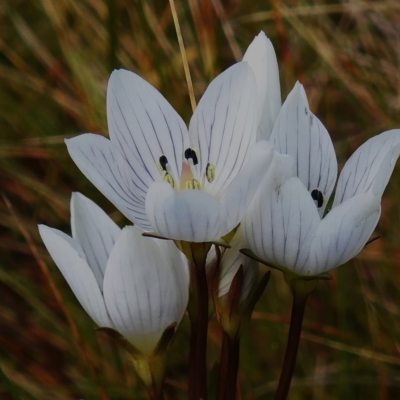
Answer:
xmin=39 ymin=30 xmax=400 ymax=399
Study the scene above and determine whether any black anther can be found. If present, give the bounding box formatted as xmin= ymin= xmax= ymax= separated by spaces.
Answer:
xmin=311 ymin=189 xmax=324 ymax=208
xmin=184 ymin=148 xmax=198 ymax=165
xmin=159 ymin=155 xmax=168 ymax=171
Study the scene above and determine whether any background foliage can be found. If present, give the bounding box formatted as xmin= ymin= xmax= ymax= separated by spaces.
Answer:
xmin=1 ymin=0 xmax=400 ymax=398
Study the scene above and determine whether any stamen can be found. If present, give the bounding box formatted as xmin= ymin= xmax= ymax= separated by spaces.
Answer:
xmin=185 ymin=179 xmax=201 ymax=190
xmin=158 ymin=155 xmax=169 ymax=172
xmin=184 ymin=148 xmax=199 ymax=165
xmin=206 ymin=162 xmax=215 ymax=183
xmin=162 ymin=171 xmax=174 ymax=188
xmin=311 ymin=189 xmax=324 ymax=208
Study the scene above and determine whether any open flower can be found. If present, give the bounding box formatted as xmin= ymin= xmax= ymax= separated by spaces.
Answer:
xmin=66 ymin=62 xmax=273 ymax=243
xmin=38 ymin=193 xmax=189 ymax=356
xmin=243 ymin=82 xmax=400 ymax=275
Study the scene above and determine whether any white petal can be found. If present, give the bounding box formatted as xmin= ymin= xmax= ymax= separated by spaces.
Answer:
xmin=243 ymin=154 xmax=320 ymax=274
xmin=189 ymin=62 xmax=258 ymax=196
xmin=218 ymin=227 xmax=258 ymax=302
xmin=333 ymin=129 xmax=400 ymax=206
xmin=153 ymin=239 xmax=190 ymax=310
xmin=309 ymin=193 xmax=381 ymax=274
xmin=71 ymin=193 xmax=121 ymax=288
xmin=103 ymin=226 xmax=189 ymax=356
xmin=38 ymin=225 xmax=112 ymax=327
xmin=221 ymin=140 xmax=274 ymax=230
xmin=243 ymin=31 xmax=281 ymax=140
xmin=66 ymin=134 xmax=152 ymax=231
xmin=270 ymin=82 xmax=337 ymax=215
xmin=108 ymin=69 xmax=189 ymax=182
xmin=145 ymin=181 xmax=229 ymax=242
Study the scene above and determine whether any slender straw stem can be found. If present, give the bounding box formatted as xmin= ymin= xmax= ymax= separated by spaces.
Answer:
xmin=273 ymin=293 xmax=308 ymax=400
xmin=217 ymin=331 xmax=240 ymax=400
xmin=169 ymin=0 xmax=197 ymax=112
xmin=188 ymin=251 xmax=209 ymax=400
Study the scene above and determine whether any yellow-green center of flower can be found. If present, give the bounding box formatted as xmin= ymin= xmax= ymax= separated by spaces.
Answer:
xmin=157 ymin=149 xmax=214 ymax=190
xmin=180 ymin=160 xmax=200 ymax=190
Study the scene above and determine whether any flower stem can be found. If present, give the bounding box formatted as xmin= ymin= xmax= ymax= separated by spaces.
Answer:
xmin=217 ymin=330 xmax=240 ymax=400
xmin=145 ymin=386 xmax=165 ymax=400
xmin=273 ymin=292 xmax=308 ymax=400
xmin=187 ymin=244 xmax=210 ymax=400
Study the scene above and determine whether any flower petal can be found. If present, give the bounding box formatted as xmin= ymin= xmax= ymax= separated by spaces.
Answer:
xmin=103 ymin=226 xmax=189 ymax=356
xmin=71 ymin=192 xmax=121 ymax=288
xmin=38 ymin=225 xmax=112 ymax=327
xmin=309 ymin=193 xmax=381 ymax=274
xmin=107 ymin=69 xmax=189 ymax=182
xmin=243 ymin=153 xmax=321 ymax=274
xmin=145 ymin=181 xmax=229 ymax=242
xmin=189 ymin=62 xmax=258 ymax=196
xmin=270 ymin=82 xmax=337 ymax=215
xmin=66 ymin=133 xmax=152 ymax=230
xmin=333 ymin=129 xmax=400 ymax=206
xmin=243 ymin=31 xmax=281 ymax=140
xmin=221 ymin=140 xmax=274 ymax=230
xmin=218 ymin=227 xmax=258 ymax=302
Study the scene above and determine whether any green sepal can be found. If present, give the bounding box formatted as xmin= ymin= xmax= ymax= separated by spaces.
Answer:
xmin=221 ymin=224 xmax=240 ymax=245
xmin=245 ymin=270 xmax=271 ymax=317
xmin=240 ymin=248 xmax=331 ymax=280
xmin=97 ymin=322 xmax=178 ymax=358
xmin=210 ymin=238 xmax=231 ymax=249
xmin=213 ymin=260 xmax=271 ymax=340
xmin=97 ymin=324 xmax=178 ymax=397
xmin=240 ymin=248 xmax=331 ymax=297
xmin=220 ymin=264 xmax=244 ymax=339
xmin=96 ymin=327 xmax=142 ymax=358
xmin=173 ymin=240 xmax=212 ymax=264
xmin=240 ymin=248 xmax=285 ymax=273
xmin=142 ymin=232 xmax=170 ymax=241
xmin=154 ymin=322 xmax=177 ymax=356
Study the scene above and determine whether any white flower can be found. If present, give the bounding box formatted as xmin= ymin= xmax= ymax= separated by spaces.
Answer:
xmin=243 ymin=82 xmax=400 ymax=275
xmin=65 ymin=62 xmax=274 ymax=243
xmin=38 ymin=193 xmax=189 ymax=356
xmin=243 ymin=31 xmax=282 ymax=140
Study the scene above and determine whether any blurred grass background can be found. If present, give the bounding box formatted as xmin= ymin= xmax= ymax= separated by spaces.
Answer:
xmin=1 ymin=0 xmax=400 ymax=398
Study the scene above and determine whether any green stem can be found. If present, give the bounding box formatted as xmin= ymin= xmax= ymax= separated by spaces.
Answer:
xmin=146 ymin=386 xmax=165 ymax=400
xmin=273 ymin=292 xmax=308 ymax=400
xmin=188 ymin=248 xmax=209 ymax=400
xmin=216 ymin=330 xmax=240 ymax=400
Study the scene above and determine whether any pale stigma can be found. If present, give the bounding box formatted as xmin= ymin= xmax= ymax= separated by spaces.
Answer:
xmin=180 ymin=159 xmax=200 ymax=190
